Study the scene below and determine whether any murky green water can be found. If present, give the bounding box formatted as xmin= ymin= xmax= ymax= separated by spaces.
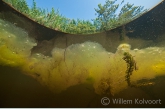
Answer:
xmin=0 ymin=13 xmax=165 ymax=107
xmin=0 ymin=65 xmax=165 ymax=107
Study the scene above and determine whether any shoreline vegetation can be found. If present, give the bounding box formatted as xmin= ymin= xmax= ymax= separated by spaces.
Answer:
xmin=3 ymin=0 xmax=147 ymax=34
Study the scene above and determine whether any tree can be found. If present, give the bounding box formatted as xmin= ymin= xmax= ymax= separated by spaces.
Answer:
xmin=94 ymin=0 xmax=147 ymax=31
xmin=95 ymin=0 xmax=119 ymax=31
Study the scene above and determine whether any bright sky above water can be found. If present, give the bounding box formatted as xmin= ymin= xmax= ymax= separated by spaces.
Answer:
xmin=26 ymin=0 xmax=163 ymax=20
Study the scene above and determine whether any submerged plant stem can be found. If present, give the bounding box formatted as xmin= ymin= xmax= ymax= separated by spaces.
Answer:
xmin=123 ymin=52 xmax=137 ymax=86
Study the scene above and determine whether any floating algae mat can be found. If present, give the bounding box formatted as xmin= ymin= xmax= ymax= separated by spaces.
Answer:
xmin=1 ymin=18 xmax=165 ymax=97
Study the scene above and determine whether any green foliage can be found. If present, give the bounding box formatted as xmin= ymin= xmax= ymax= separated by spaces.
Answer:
xmin=3 ymin=0 xmax=147 ymax=34
xmin=65 ymin=19 xmax=96 ymax=34
xmin=95 ymin=0 xmax=119 ymax=30
xmin=122 ymin=52 xmax=137 ymax=86
xmin=94 ymin=0 xmax=147 ymax=31
xmin=4 ymin=0 xmax=29 ymax=13
xmin=118 ymin=2 xmax=147 ymax=23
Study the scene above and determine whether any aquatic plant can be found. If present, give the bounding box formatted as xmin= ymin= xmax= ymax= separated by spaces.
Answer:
xmin=122 ymin=52 xmax=137 ymax=86
xmin=3 ymin=0 xmax=147 ymax=34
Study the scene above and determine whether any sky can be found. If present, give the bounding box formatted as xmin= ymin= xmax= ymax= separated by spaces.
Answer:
xmin=26 ymin=0 xmax=163 ymax=20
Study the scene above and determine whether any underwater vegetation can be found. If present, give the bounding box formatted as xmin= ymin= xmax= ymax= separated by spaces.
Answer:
xmin=3 ymin=0 xmax=147 ymax=34
xmin=123 ymin=52 xmax=137 ymax=86
xmin=0 ymin=18 xmax=165 ymax=95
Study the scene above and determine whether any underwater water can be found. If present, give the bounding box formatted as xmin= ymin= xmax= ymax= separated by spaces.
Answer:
xmin=0 ymin=18 xmax=165 ymax=107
